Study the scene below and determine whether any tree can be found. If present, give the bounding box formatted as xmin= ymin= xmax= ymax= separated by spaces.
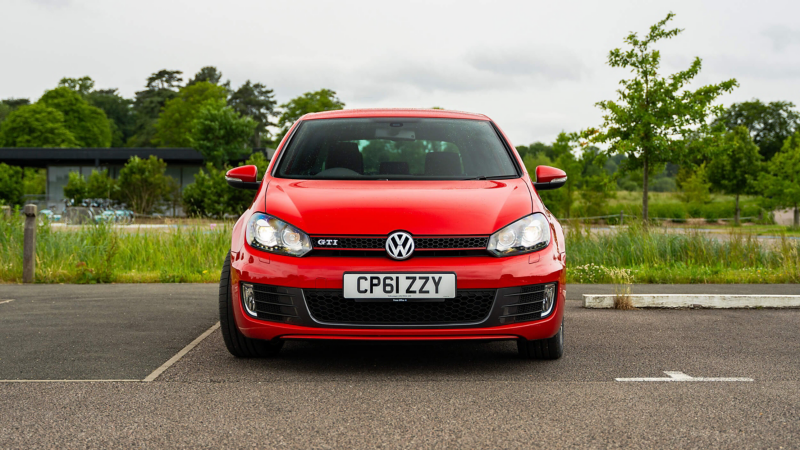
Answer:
xmin=23 ymin=168 xmax=46 ymax=197
xmin=0 ymin=104 xmax=78 ymax=147
xmin=706 ymin=126 xmax=763 ymax=225
xmin=63 ymin=172 xmax=89 ymax=203
xmin=154 ymin=81 xmax=229 ymax=147
xmin=187 ymin=66 xmax=228 ymax=88
xmin=58 ymin=76 xmax=95 ymax=96
xmin=86 ymin=169 xmax=116 ymax=199
xmin=677 ymin=164 xmax=712 ymax=205
xmin=715 ymin=100 xmax=800 ymax=161
xmin=229 ymin=80 xmax=277 ymax=147
xmin=182 ymin=152 xmax=270 ymax=218
xmin=524 ymin=132 xmax=583 ymax=218
xmin=115 ymin=156 xmax=171 ymax=214
xmin=760 ymin=132 xmax=800 ymax=227
xmin=86 ymin=89 xmax=135 ymax=147
xmin=588 ymin=13 xmax=737 ymax=221
xmin=277 ymin=89 xmax=344 ymax=136
xmin=0 ymin=163 xmax=23 ymax=206
xmin=38 ymin=87 xmax=112 ymax=147
xmin=128 ymin=70 xmax=183 ymax=147
xmin=190 ymin=102 xmax=257 ymax=167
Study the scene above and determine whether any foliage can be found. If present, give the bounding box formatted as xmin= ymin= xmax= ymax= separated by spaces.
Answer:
xmin=588 ymin=12 xmax=737 ymax=221
xmin=580 ymin=174 xmax=617 ymax=217
xmin=23 ymin=168 xmax=46 ymax=196
xmin=182 ymin=152 xmax=269 ymax=218
xmin=189 ymin=101 xmax=257 ymax=167
xmin=706 ymin=126 xmax=763 ymax=224
xmin=38 ymin=87 xmax=112 ymax=147
xmin=187 ymin=66 xmax=228 ymax=87
xmin=128 ymin=69 xmax=183 ymax=147
xmin=87 ymin=169 xmax=116 ymax=199
xmin=115 ymin=156 xmax=172 ymax=214
xmin=759 ymin=132 xmax=800 ymax=226
xmin=153 ymin=81 xmax=229 ymax=147
xmin=86 ymin=89 xmax=135 ymax=147
xmin=0 ymin=104 xmax=78 ymax=147
xmin=678 ymin=164 xmax=712 ymax=204
xmin=58 ymin=76 xmax=95 ymax=96
xmin=715 ymin=100 xmax=800 ymax=161
xmin=0 ymin=163 xmax=23 ymax=206
xmin=63 ymin=172 xmax=89 ymax=203
xmin=229 ymin=80 xmax=277 ymax=147
xmin=277 ymin=89 xmax=344 ymax=136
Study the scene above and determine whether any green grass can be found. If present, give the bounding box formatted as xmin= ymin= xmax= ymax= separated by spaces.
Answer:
xmin=567 ymin=224 xmax=800 ymax=284
xmin=2 ymin=216 xmax=798 ymax=284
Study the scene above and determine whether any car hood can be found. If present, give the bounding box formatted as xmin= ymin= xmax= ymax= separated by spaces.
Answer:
xmin=263 ymin=178 xmax=535 ymax=235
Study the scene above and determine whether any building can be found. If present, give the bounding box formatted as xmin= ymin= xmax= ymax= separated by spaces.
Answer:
xmin=0 ymin=147 xmax=273 ymax=211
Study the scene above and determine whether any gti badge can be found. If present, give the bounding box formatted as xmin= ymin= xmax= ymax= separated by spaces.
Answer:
xmin=317 ymin=239 xmax=338 ymax=246
xmin=386 ymin=231 xmax=414 ymax=260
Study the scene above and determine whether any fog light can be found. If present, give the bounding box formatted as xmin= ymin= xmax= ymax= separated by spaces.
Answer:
xmin=541 ymin=283 xmax=556 ymax=316
xmin=242 ymin=283 xmax=256 ymax=316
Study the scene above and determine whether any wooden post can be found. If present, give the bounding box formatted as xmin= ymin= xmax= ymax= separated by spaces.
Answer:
xmin=1 ymin=205 xmax=10 ymax=218
xmin=23 ymin=204 xmax=37 ymax=284
xmin=620 ymin=211 xmax=624 ymax=226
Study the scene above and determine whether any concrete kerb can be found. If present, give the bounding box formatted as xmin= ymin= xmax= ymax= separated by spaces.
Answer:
xmin=583 ymin=294 xmax=800 ymax=309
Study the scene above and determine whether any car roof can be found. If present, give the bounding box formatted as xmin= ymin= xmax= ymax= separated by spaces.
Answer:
xmin=300 ymin=108 xmax=491 ymax=121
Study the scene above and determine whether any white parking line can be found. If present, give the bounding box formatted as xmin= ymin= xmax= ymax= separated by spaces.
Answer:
xmin=142 ymin=322 xmax=220 ymax=382
xmin=0 ymin=299 xmax=14 ymax=305
xmin=0 ymin=379 xmax=140 ymax=383
xmin=616 ymin=371 xmax=754 ymax=382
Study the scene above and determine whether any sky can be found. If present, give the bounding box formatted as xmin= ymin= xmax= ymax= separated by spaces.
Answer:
xmin=2 ymin=0 xmax=799 ymax=146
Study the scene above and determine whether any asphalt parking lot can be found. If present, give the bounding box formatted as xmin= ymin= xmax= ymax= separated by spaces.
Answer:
xmin=1 ymin=283 xmax=799 ymax=448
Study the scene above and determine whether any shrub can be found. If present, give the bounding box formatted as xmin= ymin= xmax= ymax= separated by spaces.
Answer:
xmin=0 ymin=163 xmax=23 ymax=206
xmin=115 ymin=156 xmax=172 ymax=214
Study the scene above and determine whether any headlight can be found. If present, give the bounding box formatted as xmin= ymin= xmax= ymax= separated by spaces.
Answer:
xmin=245 ymin=213 xmax=312 ymax=257
xmin=487 ymin=213 xmax=551 ymax=256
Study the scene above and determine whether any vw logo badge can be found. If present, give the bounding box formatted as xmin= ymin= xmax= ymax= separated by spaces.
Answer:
xmin=386 ymin=231 xmax=415 ymax=260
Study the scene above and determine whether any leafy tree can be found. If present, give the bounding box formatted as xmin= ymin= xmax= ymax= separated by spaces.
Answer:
xmin=580 ymin=173 xmax=617 ymax=218
xmin=86 ymin=89 xmax=135 ymax=147
xmin=38 ymin=87 xmax=112 ymax=147
xmin=0 ymin=163 xmax=23 ymax=206
xmin=706 ymin=126 xmax=763 ymax=224
xmin=587 ymin=13 xmax=737 ymax=221
xmin=677 ymin=164 xmax=712 ymax=205
xmin=63 ymin=172 xmax=89 ymax=203
xmin=58 ymin=76 xmax=95 ymax=96
xmin=0 ymin=104 xmax=78 ymax=147
xmin=523 ymin=132 xmax=583 ymax=218
xmin=129 ymin=70 xmax=183 ymax=147
xmin=182 ymin=152 xmax=269 ymax=218
xmin=187 ymin=66 xmax=228 ymax=88
xmin=229 ymin=80 xmax=277 ymax=147
xmin=2 ymin=98 xmax=30 ymax=109
xmin=715 ymin=100 xmax=800 ymax=161
xmin=86 ymin=169 xmax=116 ymax=199
xmin=154 ymin=81 xmax=229 ymax=147
xmin=760 ymin=132 xmax=800 ymax=227
xmin=190 ymin=101 xmax=257 ymax=167
xmin=23 ymin=168 xmax=46 ymax=196
xmin=277 ymin=89 xmax=344 ymax=136
xmin=115 ymin=156 xmax=171 ymax=214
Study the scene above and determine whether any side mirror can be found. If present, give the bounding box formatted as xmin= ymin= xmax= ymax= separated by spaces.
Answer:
xmin=226 ymin=165 xmax=260 ymax=190
xmin=533 ymin=166 xmax=567 ymax=191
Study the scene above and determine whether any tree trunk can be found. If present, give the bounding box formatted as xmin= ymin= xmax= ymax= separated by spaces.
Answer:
xmin=795 ymin=204 xmax=799 ymax=228
xmin=642 ymin=156 xmax=649 ymax=223
xmin=735 ymin=194 xmax=740 ymax=226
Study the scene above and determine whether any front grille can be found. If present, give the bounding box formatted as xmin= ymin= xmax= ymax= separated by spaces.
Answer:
xmin=310 ymin=249 xmax=487 ymax=258
xmin=304 ymin=289 xmax=496 ymax=325
xmin=312 ymin=236 xmax=489 ymax=251
xmin=245 ymin=283 xmax=300 ymax=323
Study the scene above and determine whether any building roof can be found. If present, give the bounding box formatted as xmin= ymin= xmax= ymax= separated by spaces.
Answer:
xmin=0 ymin=148 xmax=205 ymax=167
xmin=300 ymin=108 xmax=491 ymax=121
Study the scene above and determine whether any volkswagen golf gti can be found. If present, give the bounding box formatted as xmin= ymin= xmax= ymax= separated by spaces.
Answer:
xmin=220 ymin=109 xmax=567 ymax=359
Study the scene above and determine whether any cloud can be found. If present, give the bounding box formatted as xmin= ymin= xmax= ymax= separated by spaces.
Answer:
xmin=762 ymin=25 xmax=800 ymax=51
xmin=466 ymin=47 xmax=587 ymax=81
xmin=29 ymin=0 xmax=72 ymax=7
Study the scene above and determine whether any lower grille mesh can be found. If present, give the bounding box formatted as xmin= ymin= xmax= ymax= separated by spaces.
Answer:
xmin=304 ymin=289 xmax=496 ymax=325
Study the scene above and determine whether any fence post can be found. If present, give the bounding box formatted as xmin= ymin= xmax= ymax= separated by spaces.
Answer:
xmin=2 ymin=205 xmax=10 ymax=218
xmin=23 ymin=204 xmax=37 ymax=284
xmin=620 ymin=211 xmax=624 ymax=226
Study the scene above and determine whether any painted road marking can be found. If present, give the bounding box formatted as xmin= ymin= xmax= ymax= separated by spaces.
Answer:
xmin=143 ymin=322 xmax=220 ymax=382
xmin=616 ymin=371 xmax=753 ymax=382
xmin=0 ymin=299 xmax=14 ymax=305
xmin=0 ymin=379 xmax=139 ymax=383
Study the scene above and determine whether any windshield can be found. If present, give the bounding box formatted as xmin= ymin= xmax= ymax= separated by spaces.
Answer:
xmin=274 ymin=118 xmax=519 ymax=180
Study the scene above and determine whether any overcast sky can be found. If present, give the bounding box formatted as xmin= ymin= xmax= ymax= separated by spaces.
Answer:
xmin=2 ymin=0 xmax=799 ymax=145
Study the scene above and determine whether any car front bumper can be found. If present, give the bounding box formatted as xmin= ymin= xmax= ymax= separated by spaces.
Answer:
xmin=230 ymin=243 xmax=566 ymax=342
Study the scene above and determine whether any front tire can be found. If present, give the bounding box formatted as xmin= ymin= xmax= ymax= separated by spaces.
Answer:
xmin=219 ymin=252 xmax=283 ymax=358
xmin=518 ymin=321 xmax=563 ymax=360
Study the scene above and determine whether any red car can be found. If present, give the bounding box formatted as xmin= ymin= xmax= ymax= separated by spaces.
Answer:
xmin=221 ymin=109 xmax=567 ymax=359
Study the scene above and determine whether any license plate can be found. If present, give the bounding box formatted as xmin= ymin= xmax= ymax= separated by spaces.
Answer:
xmin=343 ymin=273 xmax=456 ymax=300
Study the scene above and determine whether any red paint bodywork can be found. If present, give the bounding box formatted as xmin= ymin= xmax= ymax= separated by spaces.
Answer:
xmin=535 ymin=165 xmax=567 ymax=183
xmin=226 ymin=165 xmax=257 ymax=183
xmin=229 ymin=109 xmax=566 ymax=342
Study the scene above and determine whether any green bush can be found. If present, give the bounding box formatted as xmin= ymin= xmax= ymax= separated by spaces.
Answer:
xmin=0 ymin=163 xmax=23 ymax=206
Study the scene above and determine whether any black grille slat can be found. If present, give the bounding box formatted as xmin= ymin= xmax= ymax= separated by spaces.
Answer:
xmin=312 ymin=236 xmax=489 ymax=251
xmin=245 ymin=283 xmax=299 ymax=322
xmin=304 ymin=289 xmax=496 ymax=325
